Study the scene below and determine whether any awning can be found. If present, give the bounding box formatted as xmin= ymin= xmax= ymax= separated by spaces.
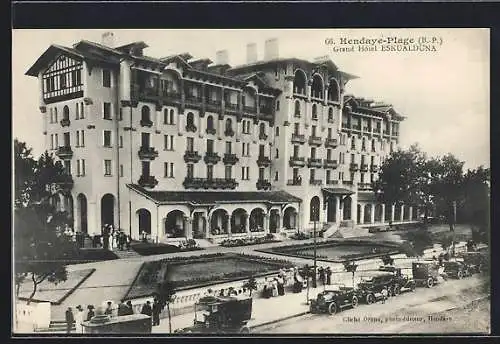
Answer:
xmin=321 ymin=187 xmax=355 ymax=196
xmin=127 ymin=184 xmax=302 ymax=205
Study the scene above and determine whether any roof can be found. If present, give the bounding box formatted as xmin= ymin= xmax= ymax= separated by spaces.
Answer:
xmin=322 ymin=188 xmax=355 ymax=195
xmin=127 ymin=184 xmax=302 ymax=205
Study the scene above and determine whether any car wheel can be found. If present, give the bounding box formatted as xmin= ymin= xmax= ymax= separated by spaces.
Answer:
xmin=458 ymin=271 xmax=463 ymax=279
xmin=427 ymin=278 xmax=434 ymax=288
xmin=351 ymin=296 xmax=359 ymax=308
xmin=239 ymin=327 xmax=250 ymax=334
xmin=366 ymin=294 xmax=375 ymax=305
xmin=328 ymin=302 xmax=338 ymax=315
xmin=393 ymin=284 xmax=401 ymax=296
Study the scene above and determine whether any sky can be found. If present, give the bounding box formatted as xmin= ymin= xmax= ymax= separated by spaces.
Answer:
xmin=12 ymin=29 xmax=490 ymax=170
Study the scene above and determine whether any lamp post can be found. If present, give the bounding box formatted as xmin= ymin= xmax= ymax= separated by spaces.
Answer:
xmin=312 ymin=202 xmax=319 ymax=289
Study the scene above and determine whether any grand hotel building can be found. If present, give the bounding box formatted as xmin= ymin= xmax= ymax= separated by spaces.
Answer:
xmin=26 ymin=33 xmax=418 ymax=243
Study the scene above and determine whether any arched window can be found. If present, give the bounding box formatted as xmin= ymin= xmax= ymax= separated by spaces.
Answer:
xmin=259 ymin=123 xmax=266 ymax=136
xmin=309 ymin=196 xmax=320 ymax=222
xmin=275 ymin=126 xmax=279 ymax=136
xmin=293 ymin=70 xmax=306 ymax=95
xmin=54 ymin=108 xmax=58 ymax=121
xmin=75 ymin=103 xmax=79 ymax=119
xmin=372 ymin=139 xmax=376 ymax=152
xmin=225 ymin=118 xmax=233 ymax=132
xmin=328 ymin=108 xmax=334 ymax=123
xmin=80 ymin=103 xmax=84 ymax=119
xmin=63 ymin=105 xmax=69 ymax=120
xmin=328 ymin=79 xmax=340 ymax=102
xmin=163 ymin=109 xmax=169 ymax=124
xmin=362 ymin=137 xmax=366 ymax=151
xmin=294 ymin=100 xmax=301 ymax=117
xmin=207 ymin=115 xmax=214 ymax=130
xmin=141 ymin=106 xmax=150 ymax=122
xmin=312 ymin=104 xmax=318 ymax=120
xmin=311 ymin=74 xmax=324 ymax=99
xmin=186 ymin=112 xmax=195 ymax=127
xmin=169 ymin=109 xmax=174 ymax=124
xmin=351 ymin=136 xmax=356 ymax=150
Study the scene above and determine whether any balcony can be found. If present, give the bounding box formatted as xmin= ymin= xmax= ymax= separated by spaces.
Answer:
xmin=326 ymin=180 xmax=339 ymax=185
xmin=206 ymin=127 xmax=217 ymax=135
xmin=363 ymin=126 xmax=371 ymax=132
xmin=183 ymin=177 xmax=238 ymax=190
xmin=307 ymin=158 xmax=322 ymax=168
xmin=206 ymin=99 xmax=222 ymax=112
xmin=138 ymin=146 xmax=159 ymax=160
xmin=383 ymin=130 xmax=390 ymax=136
xmin=256 ymin=179 xmax=272 ymax=190
xmin=259 ymin=133 xmax=268 ymax=141
xmin=349 ymin=163 xmax=359 ymax=171
xmin=224 ymin=129 xmax=235 ymax=137
xmin=259 ymin=106 xmax=273 ymax=117
xmin=343 ymin=180 xmax=354 ymax=186
xmin=325 ymin=138 xmax=338 ymax=148
xmin=323 ymin=159 xmax=338 ymax=169
xmin=287 ymin=178 xmax=302 ymax=186
xmin=140 ymin=118 xmax=153 ymax=128
xmin=371 ymin=164 xmax=379 ymax=172
xmin=308 ymin=136 xmax=322 ymax=146
xmin=243 ymin=106 xmax=257 ymax=114
xmin=223 ymin=153 xmax=239 ymax=165
xmin=257 ymin=155 xmax=272 ymax=167
xmin=309 ymin=179 xmax=323 ymax=186
xmin=162 ymin=90 xmax=181 ymax=102
xmin=351 ymin=125 xmax=361 ymax=131
xmin=291 ymin=134 xmax=306 ymax=144
xmin=358 ymin=182 xmax=373 ymax=191
xmin=186 ymin=95 xmax=203 ymax=104
xmin=138 ymin=175 xmax=159 ymax=188
xmin=184 ymin=150 xmax=202 ymax=163
xmin=185 ymin=124 xmax=197 ymax=133
xmin=60 ymin=118 xmax=71 ymax=127
xmin=56 ymin=146 xmax=73 ymax=160
xmin=289 ymin=156 xmax=306 ymax=167
xmin=226 ymin=103 xmax=239 ymax=112
xmin=204 ymin=152 xmax=221 ymax=164
xmin=360 ymin=164 xmax=369 ymax=172
xmin=373 ymin=128 xmax=381 ymax=135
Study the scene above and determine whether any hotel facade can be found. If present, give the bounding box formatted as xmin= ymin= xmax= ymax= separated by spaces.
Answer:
xmin=26 ymin=33 xmax=418 ymax=243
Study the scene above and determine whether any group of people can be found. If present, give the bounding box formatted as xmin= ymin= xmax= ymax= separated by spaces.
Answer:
xmin=262 ymin=276 xmax=286 ymax=298
xmin=65 ymin=304 xmax=97 ymax=334
xmin=139 ymin=298 xmax=163 ymax=327
xmin=93 ymin=224 xmax=132 ymax=251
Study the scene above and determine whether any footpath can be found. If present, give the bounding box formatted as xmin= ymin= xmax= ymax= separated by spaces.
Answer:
xmin=152 ymin=285 xmax=324 ymax=333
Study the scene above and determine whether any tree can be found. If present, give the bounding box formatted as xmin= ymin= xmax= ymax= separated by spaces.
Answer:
xmin=372 ymin=144 xmax=428 ymax=219
xmin=154 ymin=279 xmax=176 ymax=334
xmin=14 ymin=140 xmax=75 ymax=304
xmin=343 ymin=261 xmax=358 ymax=287
xmin=242 ymin=277 xmax=258 ymax=297
xmin=399 ymin=229 xmax=433 ymax=257
xmin=426 ymin=154 xmax=465 ymax=231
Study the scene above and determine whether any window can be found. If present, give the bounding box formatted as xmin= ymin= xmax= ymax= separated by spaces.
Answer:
xmin=103 ymin=69 xmax=111 ymax=88
xmin=361 ymin=173 xmax=365 ymax=184
xmin=103 ymin=130 xmax=112 ymax=147
xmin=312 ymin=104 xmax=318 ymax=120
xmin=294 ymin=123 xmax=300 ymax=135
xmin=63 ymin=105 xmax=69 ymax=120
xmin=371 ymin=173 xmax=375 ymax=183
xmin=328 ymin=108 xmax=334 ymax=123
xmin=207 ymin=116 xmax=214 ymax=131
xmin=312 ymin=125 xmax=317 ymax=137
xmin=372 ymin=139 xmax=376 ymax=152
xmin=207 ymin=165 xmax=214 ymax=180
xmin=351 ymin=153 xmax=355 ymax=164
xmin=259 ymin=123 xmax=266 ymax=137
xmin=76 ymin=131 xmax=80 ymax=147
xmin=187 ymin=164 xmax=194 ymax=179
xmin=81 ymin=130 xmax=85 ymax=147
xmin=141 ymin=106 xmax=150 ymax=122
xmin=103 ymin=102 xmax=112 ymax=120
xmin=362 ymin=138 xmax=366 ymax=151
xmin=275 ymin=148 xmax=279 ymax=159
xmin=276 ymin=100 xmax=280 ymax=111
xmin=225 ymin=141 xmax=232 ymax=154
xmin=351 ymin=137 xmax=356 ymax=150
xmin=75 ymin=103 xmax=79 ymax=119
xmin=119 ymin=135 xmax=123 ymax=148
xmin=327 ymin=149 xmax=332 ymax=160
xmin=293 ymin=145 xmax=299 ymax=158
xmin=350 ymin=172 xmax=355 ymax=182
xmin=328 ymin=128 xmax=332 ymax=139
xmin=259 ymin=168 xmax=265 ymax=180
xmin=164 ymin=135 xmax=174 ymax=150
xmin=390 ymin=142 xmax=394 ymax=153
xmin=164 ymin=162 xmax=174 ymax=178
xmin=371 ymin=156 xmax=375 ymax=165
xmin=207 ymin=139 xmax=214 ymax=153
xmin=275 ymin=126 xmax=279 ymax=136
xmin=170 ymin=109 xmax=175 ymax=124
xmin=60 ymin=74 xmax=67 ymax=89
xmin=104 ymin=160 xmax=112 ymax=176
xmin=80 ymin=103 xmax=84 ymax=119
xmin=242 ymin=142 xmax=250 ymax=156
xmin=310 ymin=169 xmax=315 ymax=181
xmin=225 ymin=166 xmax=232 ymax=179
xmin=64 ymin=160 xmax=71 ymax=175
xmin=310 ymin=147 xmax=316 ymax=159
xmin=55 ymin=134 xmax=58 ymax=147
xmin=294 ymin=101 xmax=300 ymax=117
xmin=187 ymin=137 xmax=194 ymax=152
xmin=120 ymin=164 xmax=124 ymax=177
xmin=339 ymin=171 xmax=344 ymax=181
xmin=361 ymin=155 xmax=366 ymax=165
xmin=274 ymin=171 xmax=279 ymax=181
xmin=77 ymin=159 xmax=86 ymax=176
xmin=141 ymin=133 xmax=150 ymax=148
xmin=259 ymin=144 xmax=265 ymax=157
xmin=339 ymin=152 xmax=344 ymax=164
xmin=225 ymin=118 xmax=233 ymax=133
xmin=293 ymin=168 xmax=299 ymax=181
xmin=119 ymin=108 xmax=123 ymax=121
xmin=187 ymin=112 xmax=195 ymax=128
xmin=241 ymin=166 xmax=250 ymax=180
xmin=142 ymin=161 xmax=150 ymax=176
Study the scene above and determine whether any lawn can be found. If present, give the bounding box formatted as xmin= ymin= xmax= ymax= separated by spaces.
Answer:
xmin=123 ymin=253 xmax=293 ymax=300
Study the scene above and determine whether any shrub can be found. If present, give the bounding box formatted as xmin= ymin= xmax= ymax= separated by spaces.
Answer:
xmin=69 ymin=248 xmax=119 ymax=263
xmin=290 ymin=232 xmax=309 ymax=240
xmin=219 ymin=236 xmax=279 ymax=247
xmin=131 ymin=242 xmax=204 ymax=256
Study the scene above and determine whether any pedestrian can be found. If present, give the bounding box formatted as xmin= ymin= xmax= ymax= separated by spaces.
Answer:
xmin=381 ymin=286 xmax=388 ymax=304
xmin=118 ymin=301 xmax=129 ymax=316
xmin=219 ymin=288 xmax=225 ymax=297
xmin=277 ymin=276 xmax=285 ymax=296
xmin=271 ymin=278 xmax=278 ymax=297
xmin=126 ymin=234 xmax=132 ymax=250
xmin=86 ymin=305 xmax=95 ymax=322
xmin=74 ymin=305 xmax=85 ymax=334
xmin=65 ymin=307 xmax=74 ymax=334
xmin=104 ymin=301 xmax=113 ymax=316
xmin=141 ymin=301 xmax=153 ymax=317
xmin=152 ymin=299 xmax=161 ymax=326
xmin=325 ymin=267 xmax=332 ymax=285
xmin=318 ymin=266 xmax=325 ymax=285
xmin=126 ymin=301 xmax=134 ymax=315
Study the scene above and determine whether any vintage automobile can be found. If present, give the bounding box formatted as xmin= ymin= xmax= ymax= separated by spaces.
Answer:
xmin=356 ymin=271 xmax=397 ymax=304
xmin=309 ymin=284 xmax=359 ymax=314
xmin=412 ymin=261 xmax=440 ymax=287
xmin=459 ymin=251 xmax=488 ymax=273
xmin=378 ymin=266 xmax=416 ymax=295
xmin=174 ymin=295 xmax=252 ymax=334
xmin=442 ymin=261 xmax=471 ymax=279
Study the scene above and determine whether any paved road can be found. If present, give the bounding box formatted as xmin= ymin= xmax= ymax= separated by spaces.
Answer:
xmin=255 ymin=274 xmax=489 ymax=334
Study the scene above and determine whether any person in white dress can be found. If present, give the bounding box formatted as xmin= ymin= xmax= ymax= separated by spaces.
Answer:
xmin=74 ymin=305 xmax=85 ymax=334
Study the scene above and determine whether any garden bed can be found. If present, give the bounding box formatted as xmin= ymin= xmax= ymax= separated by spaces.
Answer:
xmin=219 ymin=234 xmax=280 ymax=247
xmin=65 ymin=248 xmax=119 ymax=264
xmin=131 ymin=241 xmax=204 ymax=256
xmin=123 ymin=253 xmax=294 ymax=300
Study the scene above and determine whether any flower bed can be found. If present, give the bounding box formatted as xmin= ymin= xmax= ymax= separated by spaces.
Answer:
xmin=219 ymin=234 xmax=279 ymax=247
xmin=64 ymin=248 xmax=119 ymax=264
xmin=123 ymin=253 xmax=294 ymax=300
xmin=131 ymin=240 xmax=204 ymax=256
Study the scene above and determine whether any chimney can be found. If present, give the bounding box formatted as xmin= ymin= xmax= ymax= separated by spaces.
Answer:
xmin=246 ymin=43 xmax=257 ymax=64
xmin=101 ymin=32 xmax=115 ymax=48
xmin=264 ymin=38 xmax=279 ymax=61
xmin=215 ymin=50 xmax=229 ymax=65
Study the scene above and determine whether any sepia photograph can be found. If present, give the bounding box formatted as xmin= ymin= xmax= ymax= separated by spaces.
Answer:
xmin=12 ymin=28 xmax=490 ymax=335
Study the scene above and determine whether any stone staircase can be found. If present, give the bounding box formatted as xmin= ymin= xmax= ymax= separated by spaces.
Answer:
xmin=327 ymin=220 xmax=373 ymax=238
xmin=35 ymin=320 xmax=75 ymax=333
xmin=113 ymin=249 xmax=141 ymax=259
xmin=322 ymin=222 xmax=339 ymax=238
xmin=194 ymin=239 xmax=218 ymax=248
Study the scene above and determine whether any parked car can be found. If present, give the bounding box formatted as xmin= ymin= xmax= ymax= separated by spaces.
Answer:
xmin=309 ymin=284 xmax=359 ymax=314
xmin=442 ymin=261 xmax=471 ymax=279
xmin=459 ymin=251 xmax=488 ymax=273
xmin=356 ymin=271 xmax=398 ymax=304
xmin=378 ymin=266 xmax=416 ymax=295
xmin=412 ymin=261 xmax=440 ymax=287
